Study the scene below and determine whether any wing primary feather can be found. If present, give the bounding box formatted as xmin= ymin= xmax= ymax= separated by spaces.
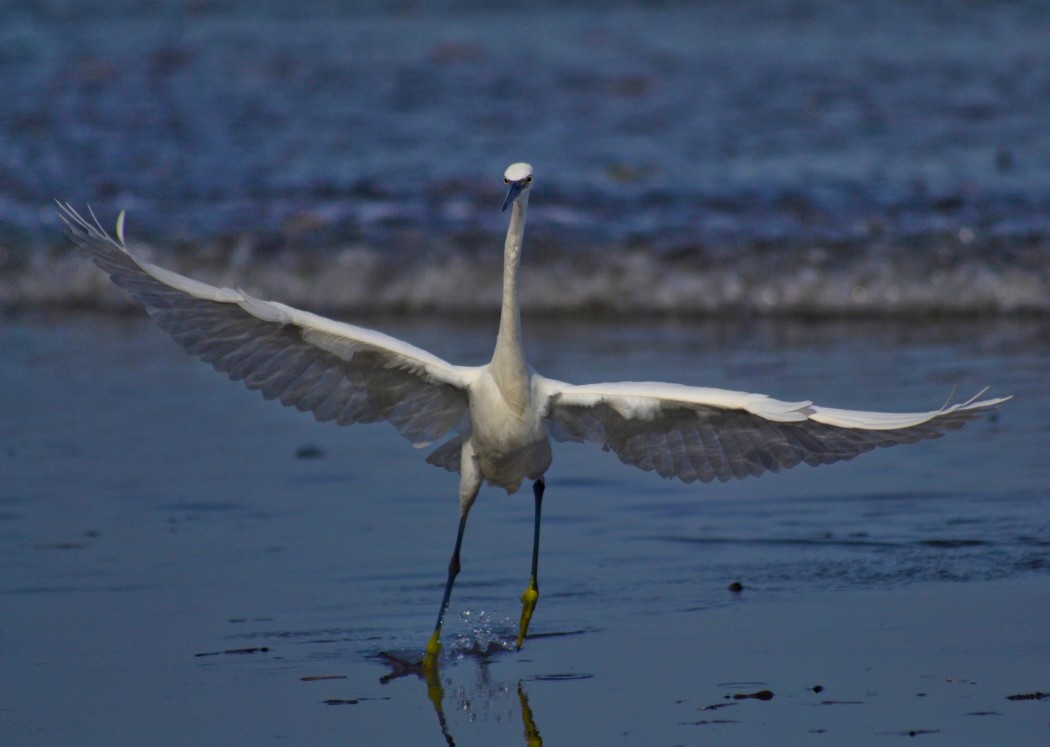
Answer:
xmin=542 ymin=376 xmax=1006 ymax=484
xmin=59 ymin=204 xmax=473 ymax=451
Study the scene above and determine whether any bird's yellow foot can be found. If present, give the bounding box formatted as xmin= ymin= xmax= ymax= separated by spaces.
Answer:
xmin=516 ymin=578 xmax=539 ymax=650
xmin=422 ymin=630 xmax=442 ymax=672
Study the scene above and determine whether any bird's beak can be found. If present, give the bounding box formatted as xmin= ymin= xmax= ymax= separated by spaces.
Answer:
xmin=502 ymin=181 xmax=524 ymax=212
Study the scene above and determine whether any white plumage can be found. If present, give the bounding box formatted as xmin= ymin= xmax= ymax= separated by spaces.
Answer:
xmin=59 ymin=162 xmax=1007 ymax=660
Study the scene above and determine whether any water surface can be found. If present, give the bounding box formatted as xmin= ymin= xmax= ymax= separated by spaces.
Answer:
xmin=2 ymin=314 xmax=1046 ymax=745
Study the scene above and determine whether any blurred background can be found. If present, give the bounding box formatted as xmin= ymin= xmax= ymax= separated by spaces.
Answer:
xmin=2 ymin=0 xmax=1048 ymax=317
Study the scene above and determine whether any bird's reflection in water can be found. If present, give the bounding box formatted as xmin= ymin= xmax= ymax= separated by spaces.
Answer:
xmin=519 ymin=684 xmax=543 ymax=747
xmin=380 ymin=650 xmax=543 ymax=747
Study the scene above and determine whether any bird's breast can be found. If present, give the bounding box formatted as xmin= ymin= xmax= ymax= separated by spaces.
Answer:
xmin=468 ymin=372 xmax=552 ymax=491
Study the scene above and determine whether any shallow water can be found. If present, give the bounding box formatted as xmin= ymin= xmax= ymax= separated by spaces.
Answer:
xmin=2 ymin=313 xmax=1047 ymax=744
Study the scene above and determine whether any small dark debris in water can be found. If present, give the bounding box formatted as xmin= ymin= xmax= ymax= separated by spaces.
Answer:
xmin=322 ymin=696 xmax=390 ymax=705
xmin=681 ymin=719 xmax=739 ymax=726
xmin=227 ymin=617 xmax=273 ymax=623
xmin=194 ymin=646 xmax=270 ymax=657
xmin=965 ymin=711 xmax=1002 ymax=716
xmin=731 ymin=689 xmax=773 ymax=701
xmin=301 ymin=675 xmax=347 ymax=682
xmin=1006 ymin=691 xmax=1049 ymax=701
xmin=533 ymin=673 xmax=594 ymax=682
xmin=84 ymin=529 xmax=101 ymax=538
xmin=809 ymin=729 xmax=827 ymax=734
xmin=296 ymin=444 xmax=324 ymax=459
xmin=699 ymin=702 xmax=736 ymax=712
xmin=811 ymin=685 xmax=824 ymax=693
xmin=727 ymin=581 xmax=744 ymax=593
xmin=821 ymin=700 xmax=864 ymax=705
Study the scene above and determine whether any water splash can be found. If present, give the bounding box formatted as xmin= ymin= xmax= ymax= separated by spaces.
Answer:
xmin=449 ymin=609 xmax=516 ymax=660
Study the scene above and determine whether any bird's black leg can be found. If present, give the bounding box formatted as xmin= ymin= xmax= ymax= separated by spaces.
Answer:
xmin=516 ymin=476 xmax=545 ymax=650
xmin=424 ymin=513 xmax=468 ymax=670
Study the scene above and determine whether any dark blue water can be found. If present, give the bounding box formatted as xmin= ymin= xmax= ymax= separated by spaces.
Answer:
xmin=2 ymin=314 xmax=1047 ymax=744
xmin=3 ymin=0 xmax=1050 ymax=314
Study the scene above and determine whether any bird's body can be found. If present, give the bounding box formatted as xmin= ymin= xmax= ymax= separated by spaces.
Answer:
xmin=468 ymin=369 xmax=551 ymax=492
xmin=60 ymin=162 xmax=1008 ymax=665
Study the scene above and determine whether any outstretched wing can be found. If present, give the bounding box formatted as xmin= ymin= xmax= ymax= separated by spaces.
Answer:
xmin=538 ymin=378 xmax=1008 ymax=484
xmin=59 ymin=204 xmax=474 ymax=448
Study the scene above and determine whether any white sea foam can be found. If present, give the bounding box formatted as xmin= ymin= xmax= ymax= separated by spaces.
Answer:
xmin=5 ymin=0 xmax=1050 ymax=317
xmin=12 ymin=235 xmax=1047 ymax=317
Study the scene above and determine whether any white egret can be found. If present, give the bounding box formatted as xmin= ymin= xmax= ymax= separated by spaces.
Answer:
xmin=59 ymin=163 xmax=1007 ymax=666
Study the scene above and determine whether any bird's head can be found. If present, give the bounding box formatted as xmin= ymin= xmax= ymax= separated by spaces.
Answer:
xmin=502 ymin=162 xmax=534 ymax=211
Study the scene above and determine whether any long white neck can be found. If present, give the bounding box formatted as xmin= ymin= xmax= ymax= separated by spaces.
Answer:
xmin=491 ymin=192 xmax=530 ymax=408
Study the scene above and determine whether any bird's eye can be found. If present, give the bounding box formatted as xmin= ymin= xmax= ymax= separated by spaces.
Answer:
xmin=525 ymin=176 xmax=533 ymax=183
xmin=504 ymin=178 xmax=510 ymax=184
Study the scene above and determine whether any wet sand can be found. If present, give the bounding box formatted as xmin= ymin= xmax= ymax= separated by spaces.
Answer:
xmin=2 ymin=314 xmax=1047 ymax=745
